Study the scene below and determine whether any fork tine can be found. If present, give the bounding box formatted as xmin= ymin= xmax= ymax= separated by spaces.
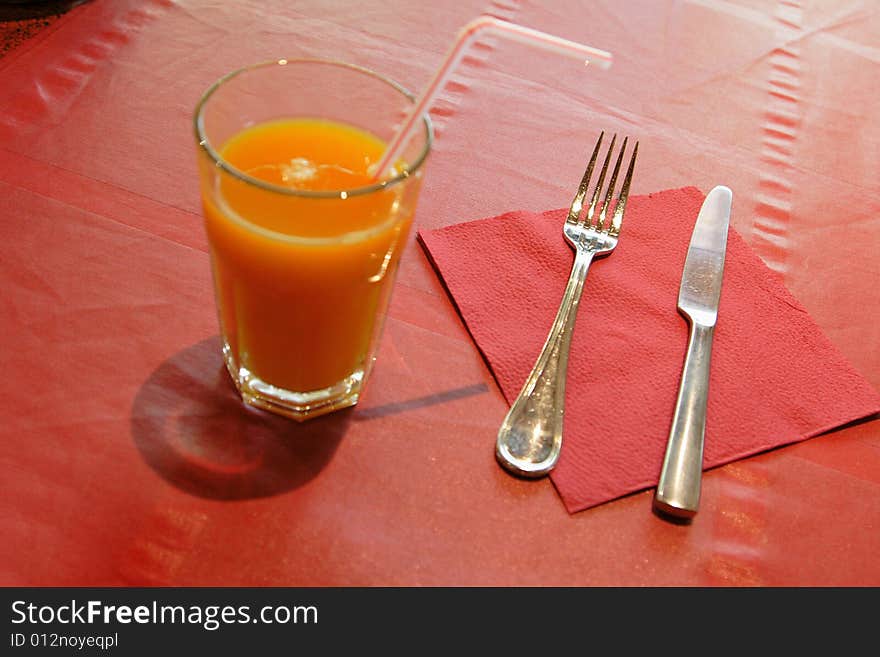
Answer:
xmin=610 ymin=141 xmax=638 ymax=236
xmin=598 ymin=136 xmax=628 ymax=231
xmin=567 ymin=131 xmax=604 ymax=225
xmin=584 ymin=134 xmax=617 ymax=228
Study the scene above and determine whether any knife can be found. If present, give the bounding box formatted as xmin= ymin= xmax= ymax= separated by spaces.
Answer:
xmin=654 ymin=185 xmax=732 ymax=519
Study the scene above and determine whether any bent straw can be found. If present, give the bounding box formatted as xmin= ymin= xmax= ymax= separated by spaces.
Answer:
xmin=372 ymin=15 xmax=613 ymax=178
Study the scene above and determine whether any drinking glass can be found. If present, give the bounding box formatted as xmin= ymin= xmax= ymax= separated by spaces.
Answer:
xmin=194 ymin=59 xmax=432 ymax=420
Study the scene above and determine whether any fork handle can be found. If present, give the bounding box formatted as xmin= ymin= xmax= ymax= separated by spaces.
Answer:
xmin=653 ymin=320 xmax=714 ymax=518
xmin=495 ymin=249 xmax=595 ymax=477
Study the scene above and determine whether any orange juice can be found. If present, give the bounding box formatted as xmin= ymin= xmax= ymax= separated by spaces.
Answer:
xmin=200 ymin=117 xmax=422 ymax=415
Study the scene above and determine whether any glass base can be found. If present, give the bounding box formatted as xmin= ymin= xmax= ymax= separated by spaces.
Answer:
xmin=223 ymin=345 xmax=362 ymax=421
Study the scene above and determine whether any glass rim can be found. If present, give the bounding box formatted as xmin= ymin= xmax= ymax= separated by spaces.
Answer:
xmin=193 ymin=58 xmax=433 ymax=199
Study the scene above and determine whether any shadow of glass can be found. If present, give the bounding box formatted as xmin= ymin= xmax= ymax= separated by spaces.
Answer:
xmin=130 ymin=336 xmax=350 ymax=501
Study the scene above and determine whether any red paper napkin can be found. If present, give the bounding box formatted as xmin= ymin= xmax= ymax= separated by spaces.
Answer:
xmin=418 ymin=186 xmax=880 ymax=513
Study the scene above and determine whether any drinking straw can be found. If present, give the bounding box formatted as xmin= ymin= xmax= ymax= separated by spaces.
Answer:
xmin=372 ymin=15 xmax=613 ymax=178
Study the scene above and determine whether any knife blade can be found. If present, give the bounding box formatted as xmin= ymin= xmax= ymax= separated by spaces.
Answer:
xmin=654 ymin=185 xmax=732 ymax=519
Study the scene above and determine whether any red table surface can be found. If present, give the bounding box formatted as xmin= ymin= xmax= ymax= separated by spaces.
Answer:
xmin=1 ymin=0 xmax=878 ymax=587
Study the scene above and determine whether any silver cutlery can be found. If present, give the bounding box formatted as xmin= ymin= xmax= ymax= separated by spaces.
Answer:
xmin=495 ymin=132 xmax=638 ymax=477
xmin=654 ymin=185 xmax=733 ymax=518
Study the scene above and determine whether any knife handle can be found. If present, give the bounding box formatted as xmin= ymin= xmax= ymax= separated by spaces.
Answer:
xmin=654 ymin=320 xmax=714 ymax=518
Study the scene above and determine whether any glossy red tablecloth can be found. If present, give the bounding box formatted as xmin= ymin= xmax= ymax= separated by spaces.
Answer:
xmin=2 ymin=0 xmax=878 ymax=586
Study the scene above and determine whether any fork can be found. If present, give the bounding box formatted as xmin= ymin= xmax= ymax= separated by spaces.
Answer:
xmin=495 ymin=132 xmax=638 ymax=477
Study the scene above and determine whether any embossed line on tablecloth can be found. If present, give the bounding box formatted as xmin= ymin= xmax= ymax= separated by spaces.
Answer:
xmin=751 ymin=0 xmax=803 ymax=275
xmin=0 ymin=147 xmax=207 ymax=252
xmin=427 ymin=0 xmax=523 ymax=140
xmin=703 ymin=460 xmax=772 ymax=586
xmin=0 ymin=0 xmax=173 ymax=141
